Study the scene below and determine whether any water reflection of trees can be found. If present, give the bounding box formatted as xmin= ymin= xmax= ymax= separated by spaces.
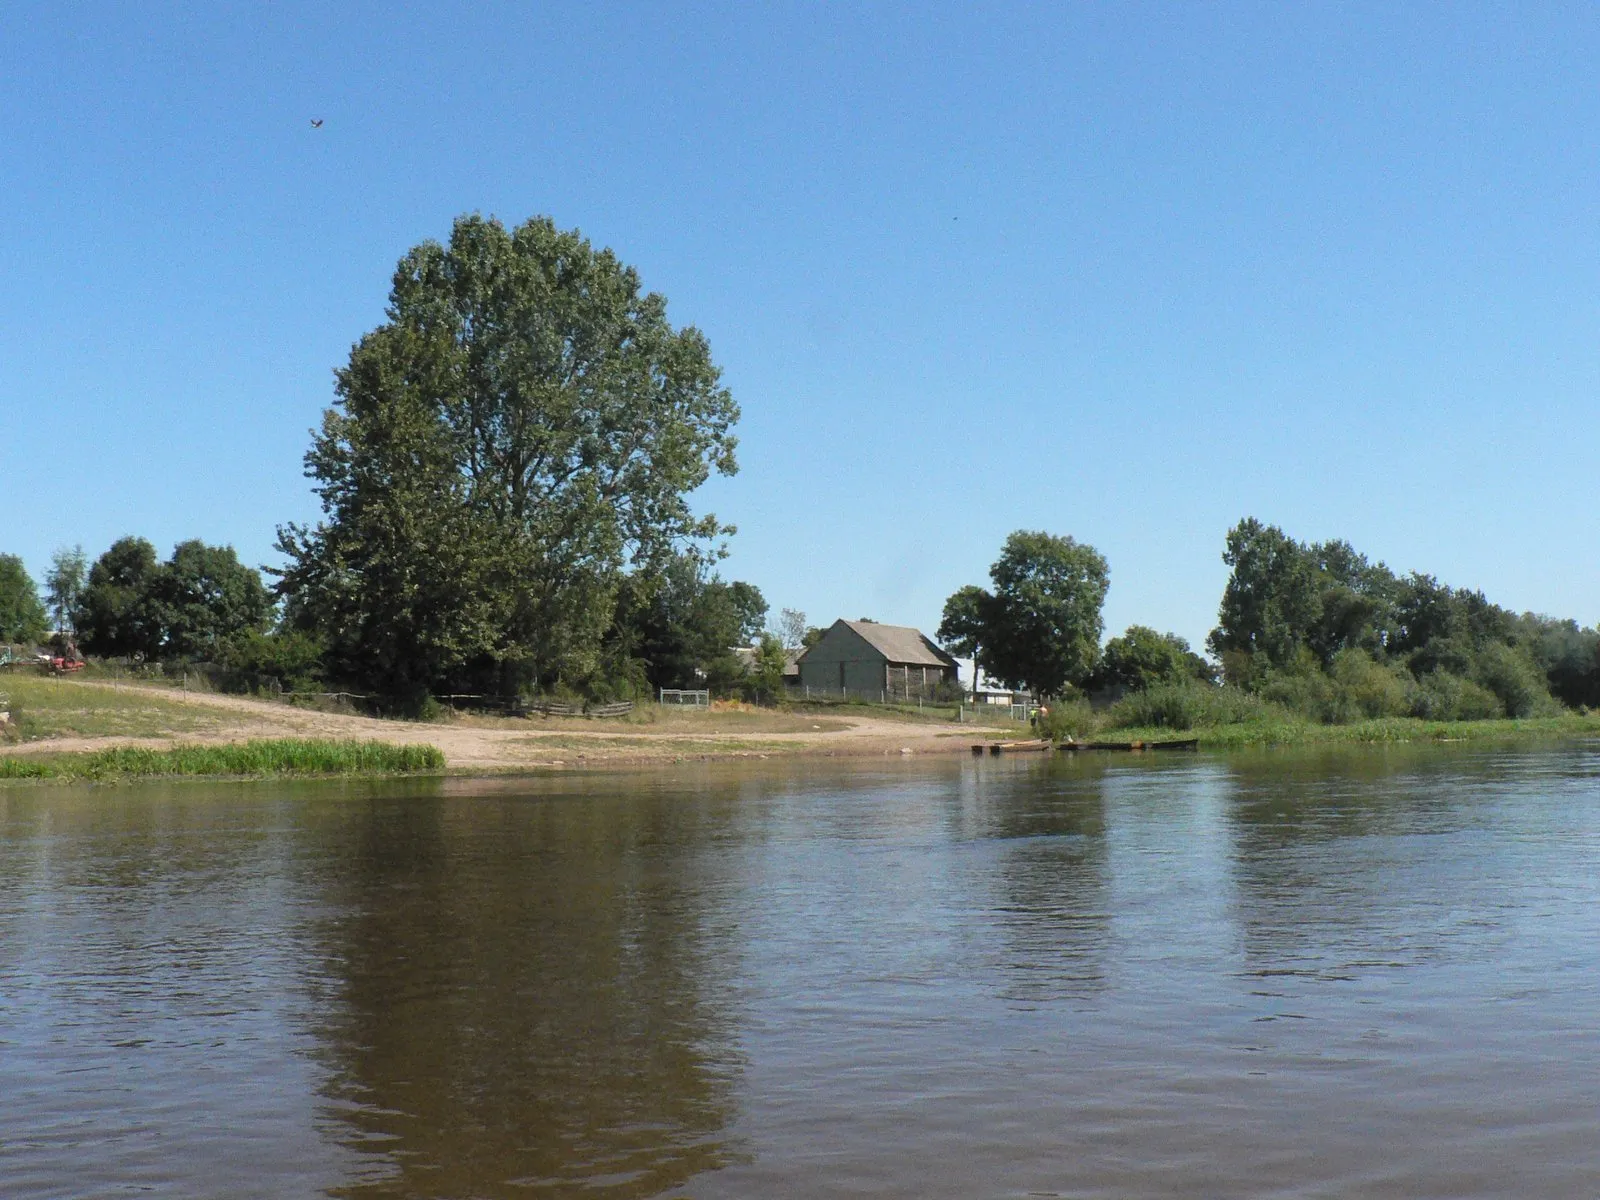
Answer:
xmin=1220 ymin=750 xmax=1517 ymax=979
xmin=312 ymin=786 xmax=746 ymax=1199
xmin=967 ymin=762 xmax=1110 ymax=1004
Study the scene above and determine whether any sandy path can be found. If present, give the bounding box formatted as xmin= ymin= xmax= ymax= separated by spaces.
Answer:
xmin=8 ymin=682 xmax=1003 ymax=770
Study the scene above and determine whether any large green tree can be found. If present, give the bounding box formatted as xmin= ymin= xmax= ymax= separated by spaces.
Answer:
xmin=276 ymin=214 xmax=739 ymax=706
xmin=77 ymin=537 xmax=273 ymax=660
xmin=1092 ymin=625 xmax=1210 ymax=692
xmin=151 ymin=540 xmax=273 ymax=658
xmin=0 ymin=555 xmax=46 ymax=644
xmin=938 ymin=531 xmax=1108 ymax=697
xmin=77 ymin=537 xmax=165 ymax=658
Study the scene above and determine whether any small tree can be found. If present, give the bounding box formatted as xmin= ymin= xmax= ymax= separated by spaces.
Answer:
xmin=773 ymin=607 xmax=808 ymax=649
xmin=45 ymin=545 xmax=87 ymax=638
xmin=750 ymin=634 xmax=789 ymax=704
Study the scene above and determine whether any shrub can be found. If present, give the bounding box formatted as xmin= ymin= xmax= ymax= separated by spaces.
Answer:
xmin=1472 ymin=643 xmax=1558 ymax=719
xmin=1110 ymin=682 xmax=1203 ymax=730
xmin=1260 ymin=670 xmax=1336 ymax=722
xmin=1107 ymin=681 xmax=1274 ymax=730
xmin=1407 ymin=671 xmax=1503 ymax=721
xmin=1326 ymin=650 xmax=1412 ymax=721
xmin=1034 ymin=698 xmax=1095 ymax=742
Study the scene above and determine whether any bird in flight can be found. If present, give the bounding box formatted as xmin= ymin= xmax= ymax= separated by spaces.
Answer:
xmin=310 ymin=118 xmax=324 ymax=128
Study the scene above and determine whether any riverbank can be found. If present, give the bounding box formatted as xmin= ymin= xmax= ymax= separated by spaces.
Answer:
xmin=5 ymin=677 xmax=1598 ymax=782
xmin=0 ymin=738 xmax=444 ymax=783
xmin=1105 ymin=711 xmax=1600 ymax=749
xmin=0 ymin=676 xmax=1009 ymax=776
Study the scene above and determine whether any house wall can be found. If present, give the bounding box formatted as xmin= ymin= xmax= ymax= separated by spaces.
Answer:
xmin=797 ymin=624 xmax=888 ymax=694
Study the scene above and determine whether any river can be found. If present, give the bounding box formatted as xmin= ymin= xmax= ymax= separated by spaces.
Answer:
xmin=3 ymin=745 xmax=1599 ymax=1197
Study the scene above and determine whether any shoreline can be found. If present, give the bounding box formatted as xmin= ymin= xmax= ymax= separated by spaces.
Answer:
xmin=3 ymin=679 xmax=1597 ymax=785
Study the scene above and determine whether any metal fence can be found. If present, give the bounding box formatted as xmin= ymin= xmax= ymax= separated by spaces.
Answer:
xmin=659 ymin=688 xmax=710 ymax=707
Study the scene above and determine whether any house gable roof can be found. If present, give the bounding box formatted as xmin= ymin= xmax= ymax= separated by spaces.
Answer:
xmin=834 ymin=619 xmax=956 ymax=668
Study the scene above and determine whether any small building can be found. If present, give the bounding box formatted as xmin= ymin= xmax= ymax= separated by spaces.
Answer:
xmin=796 ymin=619 xmax=959 ymax=699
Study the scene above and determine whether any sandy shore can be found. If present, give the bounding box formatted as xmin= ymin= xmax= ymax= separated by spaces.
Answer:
xmin=2 ymin=681 xmax=1011 ymax=771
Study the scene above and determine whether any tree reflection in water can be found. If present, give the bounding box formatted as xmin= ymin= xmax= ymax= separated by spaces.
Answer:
xmin=968 ymin=762 xmax=1110 ymax=1005
xmin=310 ymin=786 xmax=747 ymax=1199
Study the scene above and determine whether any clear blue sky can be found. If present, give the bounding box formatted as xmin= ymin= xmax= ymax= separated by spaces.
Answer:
xmin=5 ymin=3 xmax=1598 ymax=651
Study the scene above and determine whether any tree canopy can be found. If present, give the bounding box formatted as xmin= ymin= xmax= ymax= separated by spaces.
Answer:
xmin=1092 ymin=625 xmax=1210 ymax=693
xmin=276 ymin=214 xmax=740 ymax=706
xmin=0 ymin=555 xmax=46 ymax=644
xmin=45 ymin=546 xmax=87 ymax=638
xmin=77 ymin=537 xmax=271 ymax=660
xmin=938 ymin=531 xmax=1108 ymax=697
xmin=608 ymin=556 xmax=766 ymax=693
xmin=1205 ymin=517 xmax=1590 ymax=719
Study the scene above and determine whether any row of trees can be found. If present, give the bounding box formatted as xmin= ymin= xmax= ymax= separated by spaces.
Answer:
xmin=1205 ymin=518 xmax=1598 ymax=718
xmin=0 ymin=539 xmax=274 ymax=660
xmin=936 ymin=530 xmax=1210 ymax=700
xmin=937 ymin=520 xmax=1599 ymax=724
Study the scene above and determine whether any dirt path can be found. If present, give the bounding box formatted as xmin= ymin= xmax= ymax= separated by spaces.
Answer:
xmin=10 ymin=682 xmax=1005 ymax=770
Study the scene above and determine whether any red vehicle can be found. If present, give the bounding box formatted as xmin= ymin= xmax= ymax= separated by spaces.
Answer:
xmin=43 ymin=640 xmax=85 ymax=675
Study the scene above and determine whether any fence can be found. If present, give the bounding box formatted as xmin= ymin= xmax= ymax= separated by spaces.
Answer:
xmin=659 ymin=688 xmax=710 ymax=707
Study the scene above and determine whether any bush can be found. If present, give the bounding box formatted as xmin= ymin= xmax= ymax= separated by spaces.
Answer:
xmin=1472 ymin=643 xmax=1558 ymax=719
xmin=216 ymin=629 xmax=326 ymax=694
xmin=1034 ymin=698 xmax=1095 ymax=741
xmin=1407 ymin=671 xmax=1503 ymax=721
xmin=1259 ymin=670 xmax=1336 ymax=722
xmin=1107 ymin=681 xmax=1273 ymax=730
xmin=1326 ymin=650 xmax=1412 ymax=722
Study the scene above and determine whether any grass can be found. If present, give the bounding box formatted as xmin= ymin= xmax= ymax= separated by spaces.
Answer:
xmin=1095 ymin=711 xmax=1600 ymax=749
xmin=0 ymin=673 xmax=219 ymax=739
xmin=0 ymin=738 xmax=444 ymax=783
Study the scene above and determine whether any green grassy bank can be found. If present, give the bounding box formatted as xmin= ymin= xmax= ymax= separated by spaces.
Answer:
xmin=1102 ymin=712 xmax=1600 ymax=749
xmin=0 ymin=738 xmax=445 ymax=783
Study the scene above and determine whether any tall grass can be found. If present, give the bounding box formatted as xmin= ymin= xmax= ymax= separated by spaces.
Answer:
xmin=0 ymin=739 xmax=444 ymax=782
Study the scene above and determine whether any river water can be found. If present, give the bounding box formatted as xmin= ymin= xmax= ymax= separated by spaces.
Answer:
xmin=3 ymin=746 xmax=1599 ymax=1198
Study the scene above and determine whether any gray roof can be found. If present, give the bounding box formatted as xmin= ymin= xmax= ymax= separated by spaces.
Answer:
xmin=839 ymin=620 xmax=956 ymax=667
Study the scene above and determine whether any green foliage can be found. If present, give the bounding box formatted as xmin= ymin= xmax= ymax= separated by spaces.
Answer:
xmin=1093 ymin=625 xmax=1210 ymax=692
xmin=216 ymin=628 xmax=326 ymax=693
xmin=1325 ymin=650 xmax=1413 ymax=721
xmin=153 ymin=540 xmax=273 ymax=658
xmin=0 ymin=738 xmax=443 ymax=782
xmin=1471 ymin=642 xmax=1557 ymax=719
xmin=1515 ymin=615 xmax=1600 ymax=709
xmin=276 ymin=213 xmax=740 ymax=707
xmin=1407 ymin=671 xmax=1504 ymax=721
xmin=1205 ymin=517 xmax=1586 ymax=720
xmin=1107 ymin=682 xmax=1273 ymax=731
xmin=1034 ymin=698 xmax=1095 ymax=742
xmin=45 ymin=546 xmax=86 ymax=637
xmin=939 ymin=531 xmax=1108 ymax=698
xmin=609 ymin=557 xmax=767 ymax=692
xmin=1209 ymin=519 xmax=1324 ymax=667
xmin=77 ymin=537 xmax=271 ymax=661
xmin=936 ymin=584 xmax=990 ymax=660
xmin=749 ymin=634 xmax=790 ymax=704
xmin=0 ymin=555 xmax=47 ymax=644
xmin=77 ymin=536 xmax=164 ymax=658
